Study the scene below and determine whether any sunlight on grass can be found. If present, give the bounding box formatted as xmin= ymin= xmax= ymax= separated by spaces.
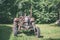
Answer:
xmin=0 ymin=24 xmax=60 ymax=40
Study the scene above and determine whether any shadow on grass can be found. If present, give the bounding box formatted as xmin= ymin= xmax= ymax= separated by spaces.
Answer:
xmin=17 ymin=30 xmax=35 ymax=36
xmin=23 ymin=30 xmax=35 ymax=36
xmin=0 ymin=25 xmax=12 ymax=40
xmin=18 ymin=30 xmax=43 ymax=38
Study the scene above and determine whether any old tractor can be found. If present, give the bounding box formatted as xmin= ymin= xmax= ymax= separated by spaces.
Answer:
xmin=13 ymin=15 xmax=40 ymax=38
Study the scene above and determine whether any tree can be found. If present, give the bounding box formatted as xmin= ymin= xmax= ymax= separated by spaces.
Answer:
xmin=0 ymin=0 xmax=60 ymax=23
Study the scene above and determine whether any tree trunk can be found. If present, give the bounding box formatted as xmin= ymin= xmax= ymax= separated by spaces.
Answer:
xmin=30 ymin=5 xmax=32 ymax=17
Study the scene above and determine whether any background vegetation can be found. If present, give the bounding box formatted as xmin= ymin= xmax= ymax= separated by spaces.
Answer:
xmin=0 ymin=0 xmax=60 ymax=24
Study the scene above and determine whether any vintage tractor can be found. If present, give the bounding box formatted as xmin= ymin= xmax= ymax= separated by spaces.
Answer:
xmin=13 ymin=4 xmax=40 ymax=37
xmin=13 ymin=16 xmax=40 ymax=38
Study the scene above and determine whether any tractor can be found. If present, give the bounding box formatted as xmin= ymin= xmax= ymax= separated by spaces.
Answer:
xmin=13 ymin=15 xmax=40 ymax=38
xmin=13 ymin=4 xmax=40 ymax=37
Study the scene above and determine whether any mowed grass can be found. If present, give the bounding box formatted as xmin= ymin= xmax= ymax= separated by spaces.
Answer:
xmin=0 ymin=24 xmax=60 ymax=40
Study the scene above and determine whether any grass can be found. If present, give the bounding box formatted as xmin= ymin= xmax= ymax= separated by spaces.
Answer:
xmin=0 ymin=24 xmax=60 ymax=40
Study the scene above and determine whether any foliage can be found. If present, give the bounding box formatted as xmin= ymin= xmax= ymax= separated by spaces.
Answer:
xmin=0 ymin=0 xmax=60 ymax=23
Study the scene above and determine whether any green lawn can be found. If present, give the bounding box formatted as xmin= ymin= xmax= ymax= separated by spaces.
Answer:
xmin=0 ymin=24 xmax=60 ymax=40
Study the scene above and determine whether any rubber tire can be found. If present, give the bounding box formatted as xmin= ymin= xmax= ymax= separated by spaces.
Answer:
xmin=35 ymin=27 xmax=40 ymax=38
xmin=13 ymin=23 xmax=18 ymax=36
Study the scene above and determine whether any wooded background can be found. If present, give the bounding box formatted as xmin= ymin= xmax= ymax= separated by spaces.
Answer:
xmin=0 ymin=0 xmax=60 ymax=24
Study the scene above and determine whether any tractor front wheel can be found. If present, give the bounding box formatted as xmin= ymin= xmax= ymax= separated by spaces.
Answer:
xmin=35 ymin=27 xmax=40 ymax=38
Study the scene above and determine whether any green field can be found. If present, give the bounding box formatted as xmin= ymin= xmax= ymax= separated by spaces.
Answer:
xmin=0 ymin=24 xmax=60 ymax=40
